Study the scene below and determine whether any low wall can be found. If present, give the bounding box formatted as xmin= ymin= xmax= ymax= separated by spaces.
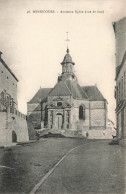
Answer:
xmin=0 ymin=112 xmax=29 ymax=142
xmin=82 ymin=129 xmax=116 ymax=139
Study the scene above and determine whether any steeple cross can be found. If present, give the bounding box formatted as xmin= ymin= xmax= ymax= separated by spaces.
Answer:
xmin=66 ymin=32 xmax=70 ymax=43
xmin=65 ymin=32 xmax=70 ymax=53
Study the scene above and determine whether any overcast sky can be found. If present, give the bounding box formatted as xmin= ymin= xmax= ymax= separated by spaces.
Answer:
xmin=0 ymin=0 xmax=125 ymax=123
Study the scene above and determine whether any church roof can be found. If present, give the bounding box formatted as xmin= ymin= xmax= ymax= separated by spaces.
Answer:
xmin=28 ymin=85 xmax=106 ymax=104
xmin=48 ymin=81 xmax=71 ymax=96
xmin=48 ymin=80 xmax=88 ymax=99
xmin=65 ymin=80 xmax=88 ymax=99
xmin=82 ymin=86 xmax=106 ymax=101
xmin=28 ymin=88 xmax=51 ymax=103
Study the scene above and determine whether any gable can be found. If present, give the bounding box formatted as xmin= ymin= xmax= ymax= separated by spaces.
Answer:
xmin=65 ymin=80 xmax=88 ymax=99
xmin=48 ymin=81 xmax=71 ymax=96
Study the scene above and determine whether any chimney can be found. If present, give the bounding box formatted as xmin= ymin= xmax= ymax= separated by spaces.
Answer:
xmin=0 ymin=51 xmax=2 ymax=60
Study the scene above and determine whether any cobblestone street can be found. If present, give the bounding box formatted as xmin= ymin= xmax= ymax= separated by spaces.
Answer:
xmin=0 ymin=138 xmax=125 ymax=194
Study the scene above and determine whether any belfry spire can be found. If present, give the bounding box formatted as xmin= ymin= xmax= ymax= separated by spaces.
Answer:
xmin=61 ymin=32 xmax=75 ymax=66
xmin=66 ymin=32 xmax=70 ymax=53
xmin=58 ymin=33 xmax=76 ymax=82
xmin=67 ymin=47 xmax=69 ymax=54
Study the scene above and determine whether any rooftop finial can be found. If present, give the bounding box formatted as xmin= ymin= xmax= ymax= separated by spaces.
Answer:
xmin=65 ymin=32 xmax=70 ymax=53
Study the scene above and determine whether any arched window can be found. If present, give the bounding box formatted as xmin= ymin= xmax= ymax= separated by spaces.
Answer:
xmin=79 ymin=105 xmax=85 ymax=120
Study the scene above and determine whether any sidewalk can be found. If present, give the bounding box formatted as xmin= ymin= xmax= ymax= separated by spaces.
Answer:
xmin=0 ymin=138 xmax=47 ymax=148
xmin=0 ymin=140 xmax=36 ymax=148
xmin=0 ymin=142 xmax=17 ymax=148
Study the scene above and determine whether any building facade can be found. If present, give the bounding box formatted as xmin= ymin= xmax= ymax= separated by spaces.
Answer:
xmin=113 ymin=17 xmax=126 ymax=142
xmin=27 ymin=48 xmax=108 ymax=139
xmin=0 ymin=52 xmax=29 ymax=143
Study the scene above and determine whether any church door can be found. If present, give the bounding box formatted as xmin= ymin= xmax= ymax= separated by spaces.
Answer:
xmin=55 ymin=114 xmax=63 ymax=129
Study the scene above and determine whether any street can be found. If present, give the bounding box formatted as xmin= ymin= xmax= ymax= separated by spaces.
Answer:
xmin=0 ymin=138 xmax=125 ymax=194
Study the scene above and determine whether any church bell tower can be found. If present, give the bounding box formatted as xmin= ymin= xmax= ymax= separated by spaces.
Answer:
xmin=58 ymin=48 xmax=76 ymax=82
xmin=61 ymin=48 xmax=75 ymax=73
xmin=58 ymin=32 xmax=76 ymax=82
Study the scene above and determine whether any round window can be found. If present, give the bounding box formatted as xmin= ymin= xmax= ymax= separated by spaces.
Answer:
xmin=57 ymin=102 xmax=62 ymax=107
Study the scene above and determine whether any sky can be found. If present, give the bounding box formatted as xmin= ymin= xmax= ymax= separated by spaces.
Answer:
xmin=0 ymin=0 xmax=126 ymax=124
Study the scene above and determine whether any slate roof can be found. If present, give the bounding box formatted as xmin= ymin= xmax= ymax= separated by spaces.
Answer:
xmin=48 ymin=80 xmax=88 ymax=99
xmin=61 ymin=48 xmax=75 ymax=65
xmin=28 ymin=88 xmax=51 ymax=103
xmin=82 ymin=86 xmax=106 ymax=101
xmin=28 ymin=85 xmax=106 ymax=104
xmin=115 ymin=51 xmax=126 ymax=80
xmin=48 ymin=81 xmax=71 ymax=96
xmin=0 ymin=56 xmax=18 ymax=82
xmin=65 ymin=80 xmax=88 ymax=99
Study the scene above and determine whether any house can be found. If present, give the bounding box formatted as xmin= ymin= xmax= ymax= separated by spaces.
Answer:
xmin=0 ymin=52 xmax=29 ymax=143
xmin=113 ymin=17 xmax=126 ymax=144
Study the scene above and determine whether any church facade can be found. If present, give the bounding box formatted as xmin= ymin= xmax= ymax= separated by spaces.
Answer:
xmin=27 ymin=48 xmax=108 ymax=138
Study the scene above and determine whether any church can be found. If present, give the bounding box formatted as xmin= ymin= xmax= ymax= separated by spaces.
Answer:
xmin=27 ymin=47 xmax=108 ymax=138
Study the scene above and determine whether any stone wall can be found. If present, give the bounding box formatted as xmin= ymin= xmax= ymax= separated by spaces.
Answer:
xmin=27 ymin=111 xmax=41 ymax=129
xmin=27 ymin=116 xmax=37 ymax=140
xmin=82 ymin=129 xmax=115 ymax=139
xmin=72 ymin=100 xmax=107 ymax=131
xmin=0 ymin=60 xmax=18 ymax=106
xmin=72 ymin=99 xmax=89 ymax=130
xmin=27 ymin=102 xmax=42 ymax=129
xmin=27 ymin=103 xmax=39 ymax=115
xmin=0 ymin=111 xmax=29 ymax=143
xmin=90 ymin=101 xmax=107 ymax=129
xmin=114 ymin=17 xmax=126 ymax=67
xmin=90 ymin=109 xmax=106 ymax=128
xmin=114 ymin=17 xmax=126 ymax=145
xmin=124 ymin=108 xmax=126 ymax=138
xmin=72 ymin=107 xmax=89 ymax=131
xmin=116 ymin=57 xmax=126 ymax=105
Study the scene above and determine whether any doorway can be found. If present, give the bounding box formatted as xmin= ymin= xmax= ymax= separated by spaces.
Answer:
xmin=12 ymin=131 xmax=17 ymax=142
xmin=55 ymin=114 xmax=63 ymax=129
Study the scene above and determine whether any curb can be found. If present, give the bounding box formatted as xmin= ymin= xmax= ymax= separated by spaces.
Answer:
xmin=29 ymin=144 xmax=83 ymax=194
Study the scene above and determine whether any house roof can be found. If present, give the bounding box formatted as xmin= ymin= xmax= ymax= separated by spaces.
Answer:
xmin=115 ymin=51 xmax=126 ymax=80
xmin=82 ymin=86 xmax=106 ymax=101
xmin=28 ymin=88 xmax=51 ymax=103
xmin=0 ymin=57 xmax=18 ymax=82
